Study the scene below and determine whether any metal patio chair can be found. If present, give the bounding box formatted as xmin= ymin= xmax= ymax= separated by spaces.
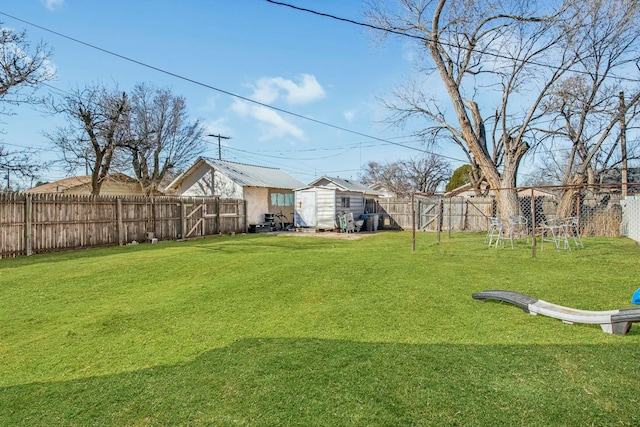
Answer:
xmin=485 ymin=216 xmax=503 ymax=247
xmin=563 ymin=216 xmax=584 ymax=248
xmin=540 ymin=218 xmax=571 ymax=250
xmin=509 ymin=215 xmax=530 ymax=243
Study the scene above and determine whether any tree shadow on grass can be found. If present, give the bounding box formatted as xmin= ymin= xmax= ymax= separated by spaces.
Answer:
xmin=2 ymin=338 xmax=639 ymax=426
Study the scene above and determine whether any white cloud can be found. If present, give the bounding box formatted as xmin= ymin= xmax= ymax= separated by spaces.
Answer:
xmin=252 ymin=79 xmax=281 ymax=104
xmin=253 ymin=106 xmax=304 ymax=140
xmin=231 ymin=99 xmax=250 ymax=117
xmin=199 ymin=96 xmax=219 ymax=113
xmin=232 ymin=99 xmax=304 ymax=140
xmin=230 ymin=74 xmax=323 ymax=140
xmin=251 ymin=74 xmax=325 ymax=105
xmin=203 ymin=117 xmax=232 ymax=138
xmin=42 ymin=0 xmax=64 ymax=11
xmin=343 ymin=109 xmax=356 ymax=122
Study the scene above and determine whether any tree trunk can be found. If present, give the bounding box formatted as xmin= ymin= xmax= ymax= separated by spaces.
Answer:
xmin=557 ymin=174 xmax=585 ymax=218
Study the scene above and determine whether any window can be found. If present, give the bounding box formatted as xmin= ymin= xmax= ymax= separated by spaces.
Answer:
xmin=340 ymin=197 xmax=351 ymax=208
xmin=271 ymin=193 xmax=294 ymax=206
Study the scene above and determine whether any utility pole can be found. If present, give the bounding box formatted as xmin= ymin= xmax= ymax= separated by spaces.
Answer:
xmin=619 ymin=91 xmax=628 ymax=197
xmin=207 ymin=134 xmax=231 ymax=160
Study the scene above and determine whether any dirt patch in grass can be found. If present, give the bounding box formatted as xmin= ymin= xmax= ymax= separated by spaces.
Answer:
xmin=273 ymin=230 xmax=380 ymax=240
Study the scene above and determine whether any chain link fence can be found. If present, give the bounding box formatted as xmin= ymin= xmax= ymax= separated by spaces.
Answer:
xmin=375 ymin=183 xmax=640 ymax=241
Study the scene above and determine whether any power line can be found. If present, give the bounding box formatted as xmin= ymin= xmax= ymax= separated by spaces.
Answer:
xmin=0 ymin=10 xmax=477 ymax=168
xmin=3 ymin=7 xmax=573 ymax=178
xmin=0 ymin=11 xmax=458 ymax=160
xmin=206 ymin=134 xmax=231 ymax=161
xmin=265 ymin=0 xmax=640 ymax=83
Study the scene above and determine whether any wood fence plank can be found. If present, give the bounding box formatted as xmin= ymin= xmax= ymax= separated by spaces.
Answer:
xmin=0 ymin=194 xmax=245 ymax=257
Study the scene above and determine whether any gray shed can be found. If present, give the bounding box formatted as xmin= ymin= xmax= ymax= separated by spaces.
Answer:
xmin=294 ymin=176 xmax=380 ymax=230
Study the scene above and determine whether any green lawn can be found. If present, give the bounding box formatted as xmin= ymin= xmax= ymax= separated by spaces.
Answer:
xmin=1 ymin=232 xmax=639 ymax=426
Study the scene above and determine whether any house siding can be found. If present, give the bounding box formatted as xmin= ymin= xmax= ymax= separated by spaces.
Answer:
xmin=243 ymin=187 xmax=296 ymax=224
xmin=213 ymin=170 xmax=243 ymax=199
xmin=267 ymin=188 xmax=296 ymax=224
xmin=178 ymin=163 xmax=244 ymax=199
xmin=316 ymin=188 xmax=337 ymax=229
xmin=335 ymin=191 xmax=364 ymax=219
xmin=176 ymin=163 xmax=214 ymax=196
xmin=245 ymin=187 xmax=269 ymax=224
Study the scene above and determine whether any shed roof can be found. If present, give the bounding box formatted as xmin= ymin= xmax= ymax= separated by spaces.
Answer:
xmin=166 ymin=157 xmax=305 ymax=191
xmin=309 ymin=176 xmax=381 ymax=195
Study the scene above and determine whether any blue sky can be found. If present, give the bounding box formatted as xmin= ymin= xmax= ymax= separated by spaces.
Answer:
xmin=0 ymin=0 xmax=468 ymax=187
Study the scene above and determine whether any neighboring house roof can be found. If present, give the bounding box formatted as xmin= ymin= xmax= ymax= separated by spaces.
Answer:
xmin=25 ymin=173 xmax=142 ymax=194
xmin=445 ymin=183 xmax=487 ymax=197
xmin=166 ymin=157 xmax=305 ymax=191
xmin=308 ymin=176 xmax=382 ymax=196
xmin=368 ymin=181 xmax=397 ymax=198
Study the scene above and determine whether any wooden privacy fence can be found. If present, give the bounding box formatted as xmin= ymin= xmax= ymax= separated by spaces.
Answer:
xmin=0 ymin=193 xmax=247 ymax=258
xmin=374 ymin=197 xmax=496 ymax=231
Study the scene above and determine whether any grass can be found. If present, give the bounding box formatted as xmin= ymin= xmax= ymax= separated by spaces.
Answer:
xmin=1 ymin=231 xmax=639 ymax=426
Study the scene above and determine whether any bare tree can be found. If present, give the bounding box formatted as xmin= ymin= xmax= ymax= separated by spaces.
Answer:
xmin=0 ymin=146 xmax=43 ymax=191
xmin=534 ymin=0 xmax=640 ymax=215
xmin=403 ymin=153 xmax=451 ymax=193
xmin=123 ymin=83 xmax=206 ymax=195
xmin=361 ymin=160 xmax=411 ymax=196
xmin=0 ymin=23 xmax=54 ymax=107
xmin=46 ymin=84 xmax=129 ymax=195
xmin=0 ymin=23 xmax=54 ymax=188
xmin=361 ymin=153 xmax=450 ymax=196
xmin=366 ymin=0 xmax=583 ymax=218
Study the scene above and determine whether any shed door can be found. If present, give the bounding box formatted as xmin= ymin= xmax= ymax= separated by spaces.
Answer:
xmin=295 ymin=191 xmax=317 ymax=227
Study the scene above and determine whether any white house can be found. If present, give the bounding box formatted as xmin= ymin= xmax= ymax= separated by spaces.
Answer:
xmin=295 ymin=176 xmax=381 ymax=230
xmin=368 ymin=181 xmax=398 ymax=198
xmin=165 ymin=157 xmax=305 ymax=226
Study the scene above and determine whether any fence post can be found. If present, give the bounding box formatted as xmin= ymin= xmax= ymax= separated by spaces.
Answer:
xmin=215 ymin=197 xmax=220 ymax=234
xmin=463 ymin=199 xmax=468 ymax=231
xmin=411 ymin=193 xmax=416 ymax=253
xmin=116 ymin=198 xmax=124 ymax=246
xmin=243 ymin=199 xmax=248 ymax=233
xmin=24 ymin=194 xmax=32 ymax=256
xmin=448 ymin=197 xmax=452 ymax=238
xmin=531 ymin=188 xmax=536 ymax=259
xmin=437 ymin=197 xmax=443 ymax=243
xmin=180 ymin=200 xmax=186 ymax=239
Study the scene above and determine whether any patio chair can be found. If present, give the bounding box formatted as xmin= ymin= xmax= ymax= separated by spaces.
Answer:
xmin=539 ymin=218 xmax=570 ymax=250
xmin=485 ymin=217 xmax=503 ymax=247
xmin=563 ymin=216 xmax=584 ymax=248
xmin=509 ymin=215 xmax=530 ymax=242
xmin=344 ymin=212 xmax=357 ymax=233
xmin=498 ymin=215 xmax=530 ymax=249
xmin=336 ymin=212 xmax=348 ymax=233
